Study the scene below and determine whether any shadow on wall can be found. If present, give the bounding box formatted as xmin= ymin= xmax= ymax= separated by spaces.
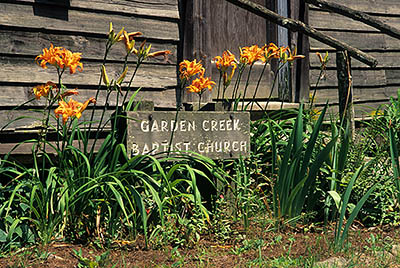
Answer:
xmin=34 ymin=0 xmax=70 ymax=21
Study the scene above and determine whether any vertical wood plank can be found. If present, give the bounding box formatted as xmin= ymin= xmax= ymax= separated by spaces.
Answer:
xmin=291 ymin=0 xmax=310 ymax=103
xmin=337 ymin=51 xmax=355 ymax=137
xmin=278 ymin=0 xmax=291 ymax=102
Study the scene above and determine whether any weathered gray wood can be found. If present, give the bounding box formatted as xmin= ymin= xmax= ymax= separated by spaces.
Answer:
xmin=309 ymin=10 xmax=400 ymax=32
xmin=181 ymin=0 xmax=213 ymax=104
xmin=291 ymin=0 xmax=310 ymax=103
xmin=0 ymin=109 xmax=115 ymax=131
xmin=310 ymin=52 xmax=400 ymax=68
xmin=0 ymin=30 xmax=178 ymax=64
xmin=309 ymin=32 xmax=400 ymax=50
xmin=313 ymin=86 xmax=400 ymax=104
xmin=0 ymin=138 xmax=106 ymax=155
xmin=210 ymin=62 xmax=277 ymax=100
xmin=223 ymin=0 xmax=378 ymax=67
xmin=310 ymin=69 xmax=387 ymax=87
xmin=0 ymin=57 xmax=177 ymax=89
xmin=16 ymin=0 xmax=179 ymax=19
xmin=0 ymin=86 xmax=176 ymax=108
xmin=336 ymin=51 xmax=354 ymax=135
xmin=385 ymin=69 xmax=400 ymax=85
xmin=306 ymin=0 xmax=400 ymax=40
xmin=310 ymin=0 xmax=400 ymax=15
xmin=0 ymin=3 xmax=179 ymax=41
xmin=182 ymin=0 xmax=280 ymax=105
xmin=208 ymin=0 xmax=271 ymax=57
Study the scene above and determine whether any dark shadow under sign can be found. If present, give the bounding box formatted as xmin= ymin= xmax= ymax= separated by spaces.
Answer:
xmin=34 ymin=0 xmax=70 ymax=21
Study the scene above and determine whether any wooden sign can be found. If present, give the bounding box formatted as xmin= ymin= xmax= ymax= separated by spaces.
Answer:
xmin=126 ymin=111 xmax=250 ymax=159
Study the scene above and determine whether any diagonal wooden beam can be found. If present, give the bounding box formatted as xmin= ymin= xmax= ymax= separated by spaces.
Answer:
xmin=306 ymin=0 xmax=400 ymax=41
xmin=224 ymin=0 xmax=378 ymax=67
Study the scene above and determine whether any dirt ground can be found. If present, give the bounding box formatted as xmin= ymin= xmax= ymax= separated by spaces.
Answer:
xmin=1 ymin=224 xmax=400 ymax=268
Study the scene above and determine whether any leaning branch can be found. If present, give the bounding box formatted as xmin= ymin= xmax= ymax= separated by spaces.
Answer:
xmin=224 ymin=0 xmax=378 ymax=67
xmin=305 ymin=0 xmax=400 ymax=41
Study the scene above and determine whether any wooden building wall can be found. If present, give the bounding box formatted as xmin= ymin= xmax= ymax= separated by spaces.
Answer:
xmin=308 ymin=0 xmax=400 ymax=119
xmin=181 ymin=0 xmax=279 ymax=104
xmin=0 ymin=0 xmax=179 ymax=154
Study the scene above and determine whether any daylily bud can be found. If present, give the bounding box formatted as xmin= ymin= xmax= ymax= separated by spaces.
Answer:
xmin=101 ymin=65 xmax=110 ymax=86
xmin=113 ymin=27 xmax=125 ymax=45
xmin=116 ymin=66 xmax=128 ymax=85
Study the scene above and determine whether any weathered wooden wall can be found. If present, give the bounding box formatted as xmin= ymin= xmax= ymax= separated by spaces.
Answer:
xmin=181 ymin=0 xmax=279 ymax=104
xmin=308 ymin=0 xmax=400 ymax=119
xmin=0 ymin=0 xmax=179 ymax=154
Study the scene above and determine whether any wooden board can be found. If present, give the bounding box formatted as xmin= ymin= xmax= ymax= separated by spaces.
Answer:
xmin=385 ymin=69 xmax=400 ymax=85
xmin=0 ymin=56 xmax=177 ymax=89
xmin=309 ymin=51 xmax=400 ymax=68
xmin=0 ymin=30 xmax=178 ymax=64
xmin=310 ymin=10 xmax=400 ymax=32
xmin=309 ymin=0 xmax=400 ymax=15
xmin=15 ymin=0 xmax=180 ymax=19
xmin=309 ymin=31 xmax=400 ymax=50
xmin=312 ymin=86 xmax=399 ymax=104
xmin=208 ymin=0 xmax=271 ymax=57
xmin=0 ymin=86 xmax=176 ymax=108
xmin=0 ymin=2 xmax=179 ymax=41
xmin=310 ymin=69 xmax=387 ymax=88
xmin=0 ymin=138 xmax=106 ymax=155
xmin=0 ymin=109 xmax=116 ymax=131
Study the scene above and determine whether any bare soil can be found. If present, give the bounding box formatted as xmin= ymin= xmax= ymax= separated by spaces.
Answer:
xmin=1 ymin=224 xmax=400 ymax=267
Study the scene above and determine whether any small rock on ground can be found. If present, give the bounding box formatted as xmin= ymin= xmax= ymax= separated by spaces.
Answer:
xmin=315 ymin=257 xmax=347 ymax=268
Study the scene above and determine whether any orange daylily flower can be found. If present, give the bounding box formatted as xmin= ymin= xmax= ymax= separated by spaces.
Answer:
xmin=59 ymin=49 xmax=83 ymax=74
xmin=55 ymin=99 xmax=81 ymax=124
xmin=147 ymin=50 xmax=172 ymax=58
xmin=214 ymin=50 xmax=237 ymax=72
xmin=214 ymin=50 xmax=237 ymax=86
xmin=35 ymin=44 xmax=83 ymax=74
xmin=239 ymin=45 xmax=265 ymax=65
xmin=54 ymin=97 xmax=96 ymax=124
xmin=35 ymin=44 xmax=63 ymax=69
xmin=286 ymin=47 xmax=305 ymax=62
xmin=179 ymin=59 xmax=205 ymax=80
xmin=60 ymin=89 xmax=79 ymax=98
xmin=32 ymin=81 xmax=57 ymax=99
xmin=264 ymin=43 xmax=288 ymax=61
xmin=118 ymin=30 xmax=142 ymax=42
xmin=74 ymin=97 xmax=96 ymax=119
xmin=186 ymin=75 xmax=215 ymax=94
xmin=118 ymin=30 xmax=142 ymax=53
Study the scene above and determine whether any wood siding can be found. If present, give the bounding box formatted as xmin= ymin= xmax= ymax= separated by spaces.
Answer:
xmin=181 ymin=0 xmax=279 ymax=104
xmin=308 ymin=0 xmax=400 ymax=119
xmin=0 ymin=0 xmax=179 ymax=154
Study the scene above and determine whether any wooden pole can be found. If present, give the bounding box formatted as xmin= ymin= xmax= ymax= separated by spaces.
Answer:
xmin=224 ymin=0 xmax=378 ymax=67
xmin=305 ymin=0 xmax=400 ymax=41
xmin=336 ymin=51 xmax=355 ymax=137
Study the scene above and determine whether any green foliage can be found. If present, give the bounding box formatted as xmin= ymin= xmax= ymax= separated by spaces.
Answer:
xmin=0 ymin=24 xmax=228 ymax=252
xmin=270 ymin=103 xmax=335 ymax=220
xmin=73 ymin=248 xmax=116 ymax=268
xmin=331 ymin=163 xmax=376 ymax=251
